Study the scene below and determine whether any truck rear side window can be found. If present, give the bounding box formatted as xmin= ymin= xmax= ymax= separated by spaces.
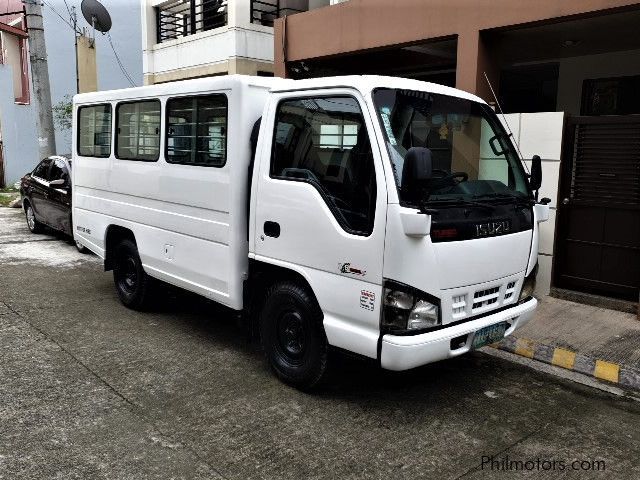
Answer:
xmin=116 ymin=100 xmax=161 ymax=161
xmin=77 ymin=104 xmax=112 ymax=157
xmin=166 ymin=94 xmax=227 ymax=167
xmin=271 ymin=96 xmax=377 ymax=236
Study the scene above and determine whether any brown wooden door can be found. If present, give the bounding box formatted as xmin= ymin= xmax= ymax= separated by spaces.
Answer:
xmin=555 ymin=115 xmax=640 ymax=301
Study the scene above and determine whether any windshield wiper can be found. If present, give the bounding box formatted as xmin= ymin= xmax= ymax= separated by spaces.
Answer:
xmin=472 ymin=193 xmax=535 ymax=206
xmin=422 ymin=198 xmax=495 ymax=212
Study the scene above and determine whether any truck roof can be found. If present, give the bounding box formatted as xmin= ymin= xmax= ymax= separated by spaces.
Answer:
xmin=73 ymin=75 xmax=281 ymax=104
xmin=73 ymin=74 xmax=486 ymax=105
xmin=270 ymin=75 xmax=486 ymax=105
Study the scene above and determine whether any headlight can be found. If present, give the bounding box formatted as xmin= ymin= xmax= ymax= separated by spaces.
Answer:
xmin=408 ymin=300 xmax=439 ymax=329
xmin=518 ymin=264 xmax=538 ymax=301
xmin=382 ymin=281 xmax=440 ymax=333
xmin=384 ymin=289 xmax=414 ymax=310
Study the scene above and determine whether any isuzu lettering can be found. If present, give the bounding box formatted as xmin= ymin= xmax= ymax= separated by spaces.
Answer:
xmin=72 ymin=75 xmax=549 ymax=388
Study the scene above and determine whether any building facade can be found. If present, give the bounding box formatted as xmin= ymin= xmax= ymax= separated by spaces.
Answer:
xmin=0 ymin=2 xmax=39 ymax=187
xmin=141 ymin=0 xmax=346 ymax=84
xmin=272 ymin=0 xmax=640 ymax=306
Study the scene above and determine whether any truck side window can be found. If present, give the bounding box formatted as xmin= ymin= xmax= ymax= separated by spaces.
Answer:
xmin=77 ymin=104 xmax=112 ymax=157
xmin=271 ymin=96 xmax=377 ymax=236
xmin=166 ymin=94 xmax=227 ymax=167
xmin=116 ymin=100 xmax=161 ymax=161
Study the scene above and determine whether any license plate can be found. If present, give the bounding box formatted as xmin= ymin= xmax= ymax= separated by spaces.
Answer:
xmin=472 ymin=322 xmax=507 ymax=349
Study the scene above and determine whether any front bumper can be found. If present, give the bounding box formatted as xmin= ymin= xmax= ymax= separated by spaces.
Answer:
xmin=380 ymin=297 xmax=537 ymax=371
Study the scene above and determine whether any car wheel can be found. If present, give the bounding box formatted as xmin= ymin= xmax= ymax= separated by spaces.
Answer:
xmin=25 ymin=203 xmax=43 ymax=233
xmin=259 ymin=281 xmax=328 ymax=390
xmin=75 ymin=239 xmax=89 ymax=254
xmin=113 ymin=239 xmax=154 ymax=310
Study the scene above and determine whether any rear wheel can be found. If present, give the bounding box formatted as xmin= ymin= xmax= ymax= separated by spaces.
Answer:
xmin=259 ymin=281 xmax=328 ymax=390
xmin=25 ymin=203 xmax=43 ymax=233
xmin=113 ymin=239 xmax=154 ymax=310
xmin=75 ymin=239 xmax=89 ymax=254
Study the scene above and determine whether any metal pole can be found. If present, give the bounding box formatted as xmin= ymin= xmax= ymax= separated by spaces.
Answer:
xmin=72 ymin=6 xmax=79 ymax=94
xmin=24 ymin=0 xmax=57 ymax=158
xmin=190 ymin=0 xmax=196 ymax=34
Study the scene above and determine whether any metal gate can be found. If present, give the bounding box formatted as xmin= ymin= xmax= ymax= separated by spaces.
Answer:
xmin=555 ymin=115 xmax=640 ymax=301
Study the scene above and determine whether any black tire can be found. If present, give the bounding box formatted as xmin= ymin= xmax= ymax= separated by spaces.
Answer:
xmin=74 ymin=239 xmax=89 ymax=254
xmin=259 ymin=281 xmax=328 ymax=390
xmin=24 ymin=202 xmax=43 ymax=233
xmin=112 ymin=239 xmax=154 ymax=310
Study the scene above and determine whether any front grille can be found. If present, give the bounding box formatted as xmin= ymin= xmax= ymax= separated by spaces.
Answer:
xmin=472 ymin=286 xmax=500 ymax=311
xmin=446 ymin=277 xmax=520 ymax=322
xmin=504 ymin=281 xmax=517 ymax=300
xmin=452 ymin=294 xmax=467 ymax=319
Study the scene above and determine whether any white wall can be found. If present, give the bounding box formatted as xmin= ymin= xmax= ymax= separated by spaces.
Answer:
xmin=500 ymin=111 xmax=565 ymax=297
xmin=556 ymin=49 xmax=640 ymax=114
xmin=146 ymin=26 xmax=274 ymax=77
xmin=0 ymin=65 xmax=39 ymax=185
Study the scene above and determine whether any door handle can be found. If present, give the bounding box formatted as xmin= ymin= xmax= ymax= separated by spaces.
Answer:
xmin=263 ymin=221 xmax=280 ymax=238
xmin=562 ymin=198 xmax=570 ymax=205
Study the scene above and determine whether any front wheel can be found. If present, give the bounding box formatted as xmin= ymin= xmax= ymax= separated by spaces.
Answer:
xmin=259 ymin=281 xmax=328 ymax=390
xmin=113 ymin=239 xmax=154 ymax=310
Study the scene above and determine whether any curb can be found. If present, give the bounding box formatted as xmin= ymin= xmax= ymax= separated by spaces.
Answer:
xmin=492 ymin=336 xmax=640 ymax=392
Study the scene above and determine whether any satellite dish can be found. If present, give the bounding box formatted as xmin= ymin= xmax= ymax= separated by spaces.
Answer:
xmin=81 ymin=0 xmax=112 ymax=33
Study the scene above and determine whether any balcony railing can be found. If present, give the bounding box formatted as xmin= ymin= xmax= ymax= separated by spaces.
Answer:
xmin=156 ymin=0 xmax=228 ymax=44
xmin=250 ymin=0 xmax=305 ymax=27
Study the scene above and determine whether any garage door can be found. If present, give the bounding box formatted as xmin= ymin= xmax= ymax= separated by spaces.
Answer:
xmin=555 ymin=115 xmax=639 ymax=301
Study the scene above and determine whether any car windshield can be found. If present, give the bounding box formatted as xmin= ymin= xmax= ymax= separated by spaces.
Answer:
xmin=373 ymin=88 xmax=531 ymax=207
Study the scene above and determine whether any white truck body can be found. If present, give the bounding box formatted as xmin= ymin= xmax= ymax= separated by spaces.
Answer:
xmin=72 ymin=75 xmax=548 ymax=385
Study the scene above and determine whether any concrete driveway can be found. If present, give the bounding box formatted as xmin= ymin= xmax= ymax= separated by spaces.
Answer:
xmin=1 ymin=208 xmax=639 ymax=479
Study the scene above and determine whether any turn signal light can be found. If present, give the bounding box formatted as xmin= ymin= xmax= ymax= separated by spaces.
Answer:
xmin=431 ymin=228 xmax=458 ymax=240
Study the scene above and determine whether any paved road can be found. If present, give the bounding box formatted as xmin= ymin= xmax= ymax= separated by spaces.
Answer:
xmin=1 ymin=208 xmax=639 ymax=479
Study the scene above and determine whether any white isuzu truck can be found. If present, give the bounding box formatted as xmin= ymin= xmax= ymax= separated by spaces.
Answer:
xmin=72 ymin=75 xmax=549 ymax=388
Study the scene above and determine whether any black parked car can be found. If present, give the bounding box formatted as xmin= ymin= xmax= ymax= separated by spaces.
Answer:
xmin=20 ymin=155 xmax=87 ymax=252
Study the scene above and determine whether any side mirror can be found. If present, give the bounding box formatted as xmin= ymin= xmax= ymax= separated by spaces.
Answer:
xmin=401 ymin=147 xmax=433 ymax=197
xmin=530 ymin=155 xmax=542 ymax=195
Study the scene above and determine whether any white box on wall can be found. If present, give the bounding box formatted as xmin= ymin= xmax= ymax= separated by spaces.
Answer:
xmin=517 ymin=111 xmax=566 ymax=298
xmin=500 ymin=113 xmax=521 ymax=146
xmin=519 ymin=112 xmax=565 ymax=160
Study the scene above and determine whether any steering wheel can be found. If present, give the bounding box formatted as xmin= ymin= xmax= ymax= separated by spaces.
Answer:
xmin=432 ymin=170 xmax=469 ymax=184
xmin=449 ymin=172 xmax=469 ymax=183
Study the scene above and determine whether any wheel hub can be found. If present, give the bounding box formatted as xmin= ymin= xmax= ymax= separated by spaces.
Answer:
xmin=26 ymin=208 xmax=35 ymax=230
xmin=119 ymin=257 xmax=138 ymax=292
xmin=278 ymin=311 xmax=305 ymax=358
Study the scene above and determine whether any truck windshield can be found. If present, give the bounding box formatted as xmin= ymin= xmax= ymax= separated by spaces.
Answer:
xmin=373 ymin=88 xmax=531 ymax=207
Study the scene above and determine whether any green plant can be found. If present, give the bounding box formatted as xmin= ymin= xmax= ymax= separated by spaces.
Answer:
xmin=0 ymin=192 xmax=18 ymax=207
xmin=53 ymin=95 xmax=73 ymax=131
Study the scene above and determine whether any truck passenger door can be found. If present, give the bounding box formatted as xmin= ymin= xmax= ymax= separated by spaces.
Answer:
xmin=253 ymin=93 xmax=388 ymax=359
